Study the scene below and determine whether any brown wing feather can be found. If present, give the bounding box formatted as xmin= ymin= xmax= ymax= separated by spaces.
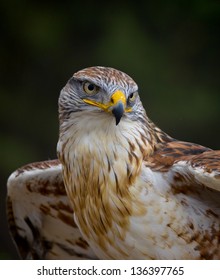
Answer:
xmin=146 ymin=140 xmax=210 ymax=170
xmin=7 ymin=159 xmax=97 ymax=259
xmin=190 ymin=150 xmax=220 ymax=173
xmin=146 ymin=140 xmax=220 ymax=192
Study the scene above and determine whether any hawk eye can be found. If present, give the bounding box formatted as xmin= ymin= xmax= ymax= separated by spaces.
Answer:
xmin=128 ymin=91 xmax=137 ymax=102
xmin=83 ymin=82 xmax=99 ymax=95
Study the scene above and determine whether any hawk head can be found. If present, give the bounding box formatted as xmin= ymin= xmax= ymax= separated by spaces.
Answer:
xmin=58 ymin=66 xmax=145 ymax=126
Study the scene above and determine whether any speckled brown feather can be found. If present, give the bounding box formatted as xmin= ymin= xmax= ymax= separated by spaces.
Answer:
xmin=146 ymin=140 xmax=211 ymax=171
xmin=7 ymin=160 xmax=97 ymax=259
xmin=146 ymin=140 xmax=220 ymax=191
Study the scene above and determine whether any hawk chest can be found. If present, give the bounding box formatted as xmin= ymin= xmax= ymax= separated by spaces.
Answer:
xmin=59 ymin=127 xmax=148 ymax=254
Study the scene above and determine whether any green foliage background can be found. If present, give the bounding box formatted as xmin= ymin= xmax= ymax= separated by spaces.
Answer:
xmin=0 ymin=0 xmax=219 ymax=259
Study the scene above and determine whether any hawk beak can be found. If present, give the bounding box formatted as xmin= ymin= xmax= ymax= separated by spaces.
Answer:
xmin=110 ymin=91 xmax=126 ymax=125
xmin=112 ymin=102 xmax=124 ymax=125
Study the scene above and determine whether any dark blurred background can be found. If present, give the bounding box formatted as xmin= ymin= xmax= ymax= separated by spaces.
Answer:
xmin=0 ymin=0 xmax=219 ymax=259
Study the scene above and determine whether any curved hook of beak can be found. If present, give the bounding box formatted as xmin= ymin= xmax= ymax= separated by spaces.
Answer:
xmin=112 ymin=102 xmax=124 ymax=125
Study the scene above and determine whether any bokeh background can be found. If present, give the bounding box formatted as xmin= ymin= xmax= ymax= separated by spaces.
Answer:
xmin=0 ymin=0 xmax=219 ymax=259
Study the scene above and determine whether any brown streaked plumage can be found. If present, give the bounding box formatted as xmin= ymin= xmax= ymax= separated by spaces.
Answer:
xmin=7 ymin=160 xmax=96 ymax=259
xmin=7 ymin=66 xmax=220 ymax=259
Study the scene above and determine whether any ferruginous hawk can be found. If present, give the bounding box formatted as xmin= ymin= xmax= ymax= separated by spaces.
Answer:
xmin=7 ymin=66 xmax=220 ymax=259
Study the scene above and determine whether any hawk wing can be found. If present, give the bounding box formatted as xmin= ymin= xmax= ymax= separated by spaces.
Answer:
xmin=7 ymin=159 xmax=97 ymax=260
xmin=147 ymin=140 xmax=220 ymax=193
xmin=142 ymin=140 xmax=220 ymax=260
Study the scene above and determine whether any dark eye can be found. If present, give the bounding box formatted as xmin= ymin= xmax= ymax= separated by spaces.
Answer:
xmin=128 ymin=92 xmax=137 ymax=102
xmin=83 ymin=82 xmax=99 ymax=95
